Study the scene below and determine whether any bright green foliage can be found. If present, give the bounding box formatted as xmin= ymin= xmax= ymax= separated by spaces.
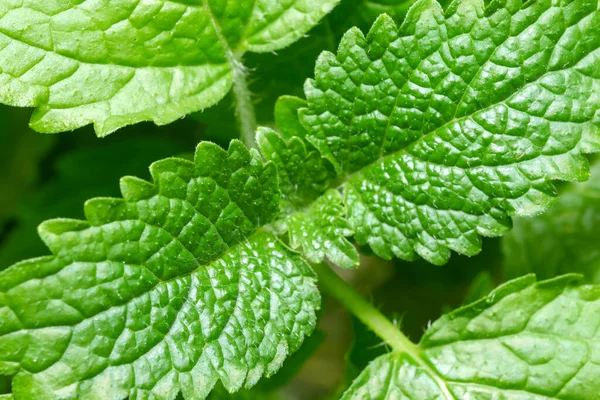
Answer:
xmin=191 ymin=0 xmax=425 ymax=143
xmin=343 ymin=274 xmax=600 ymax=399
xmin=0 ymin=0 xmax=339 ymax=136
xmin=257 ymin=127 xmax=330 ymax=207
xmin=503 ymin=159 xmax=600 ymax=283
xmin=3 ymin=0 xmax=600 ymax=398
xmin=257 ymin=127 xmax=358 ymax=268
xmin=283 ymin=190 xmax=359 ymax=269
xmin=274 ymin=97 xmax=310 ymax=140
xmin=0 ymin=141 xmax=320 ymax=400
xmin=299 ymin=0 xmax=600 ymax=264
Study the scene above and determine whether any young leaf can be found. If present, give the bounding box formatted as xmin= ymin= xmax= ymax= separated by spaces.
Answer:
xmin=0 ymin=141 xmax=320 ymax=400
xmin=503 ymin=159 xmax=600 ymax=283
xmin=0 ymin=0 xmax=339 ymax=136
xmin=343 ymin=274 xmax=600 ymax=399
xmin=299 ymin=0 xmax=600 ymax=264
xmin=283 ymin=189 xmax=359 ymax=269
xmin=257 ymin=127 xmax=359 ymax=268
xmin=257 ymin=127 xmax=330 ymax=207
xmin=274 ymin=96 xmax=311 ymax=140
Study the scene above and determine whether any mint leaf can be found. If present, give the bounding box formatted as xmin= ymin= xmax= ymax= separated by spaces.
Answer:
xmin=503 ymin=159 xmax=600 ymax=283
xmin=343 ymin=274 xmax=600 ymax=399
xmin=274 ymin=96 xmax=311 ymax=140
xmin=257 ymin=128 xmax=359 ymax=268
xmin=0 ymin=0 xmax=339 ymax=136
xmin=299 ymin=0 xmax=600 ymax=264
xmin=204 ymin=329 xmax=325 ymax=399
xmin=192 ymin=0 xmax=422 ymax=144
xmin=0 ymin=141 xmax=320 ymax=400
xmin=257 ymin=127 xmax=330 ymax=207
xmin=282 ymin=189 xmax=359 ymax=268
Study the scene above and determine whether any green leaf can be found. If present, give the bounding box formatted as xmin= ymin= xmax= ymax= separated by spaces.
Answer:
xmin=503 ymin=159 xmax=600 ymax=283
xmin=282 ymin=189 xmax=359 ymax=269
xmin=274 ymin=96 xmax=310 ymax=140
xmin=202 ymin=329 xmax=325 ymax=399
xmin=0 ymin=0 xmax=340 ymax=136
xmin=335 ymin=316 xmax=387 ymax=397
xmin=343 ymin=274 xmax=600 ymax=399
xmin=0 ymin=141 xmax=320 ymax=400
xmin=257 ymin=127 xmax=330 ymax=207
xmin=257 ymin=128 xmax=359 ymax=268
xmin=299 ymin=0 xmax=600 ymax=265
xmin=192 ymin=0 xmax=422 ymax=144
xmin=256 ymin=329 xmax=326 ymax=391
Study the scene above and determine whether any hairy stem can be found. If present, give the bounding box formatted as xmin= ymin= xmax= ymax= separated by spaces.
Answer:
xmin=202 ymin=0 xmax=257 ymax=148
xmin=230 ymin=55 xmax=258 ymax=148
xmin=312 ymin=262 xmax=419 ymax=355
xmin=313 ymin=263 xmax=456 ymax=398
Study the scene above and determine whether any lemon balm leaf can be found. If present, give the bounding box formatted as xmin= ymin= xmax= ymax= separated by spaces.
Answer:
xmin=300 ymin=0 xmax=600 ymax=264
xmin=0 ymin=141 xmax=320 ymax=400
xmin=343 ymin=274 xmax=600 ymax=399
xmin=0 ymin=0 xmax=339 ymax=136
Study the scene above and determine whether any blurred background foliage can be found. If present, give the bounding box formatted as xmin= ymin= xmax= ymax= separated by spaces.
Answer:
xmin=0 ymin=0 xmax=596 ymax=398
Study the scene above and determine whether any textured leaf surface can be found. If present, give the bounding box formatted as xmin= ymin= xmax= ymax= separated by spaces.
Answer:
xmin=503 ymin=159 xmax=600 ymax=283
xmin=282 ymin=189 xmax=359 ymax=269
xmin=299 ymin=0 xmax=600 ymax=264
xmin=343 ymin=274 xmax=600 ymax=399
xmin=257 ymin=127 xmax=330 ymax=207
xmin=192 ymin=0 xmax=420 ymax=143
xmin=257 ymin=127 xmax=358 ymax=268
xmin=0 ymin=141 xmax=320 ymax=400
xmin=0 ymin=0 xmax=339 ymax=136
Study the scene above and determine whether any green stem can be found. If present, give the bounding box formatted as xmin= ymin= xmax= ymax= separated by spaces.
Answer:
xmin=314 ymin=263 xmax=455 ymax=398
xmin=202 ymin=0 xmax=257 ymax=148
xmin=230 ymin=55 xmax=257 ymax=148
xmin=312 ymin=263 xmax=419 ymax=356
